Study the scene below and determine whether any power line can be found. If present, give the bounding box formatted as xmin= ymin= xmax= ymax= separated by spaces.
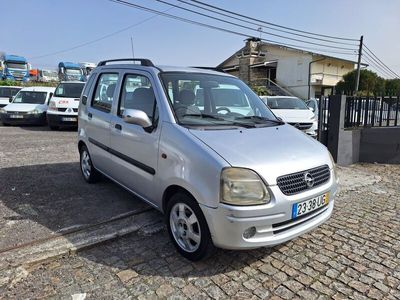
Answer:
xmin=190 ymin=0 xmax=359 ymax=42
xmin=154 ymin=0 xmax=358 ymax=51
xmin=28 ymin=7 xmax=173 ymax=60
xmin=109 ymin=0 xmax=358 ymax=58
xmin=363 ymin=52 xmax=399 ymax=79
xmin=362 ymin=56 xmax=396 ymax=79
xmin=177 ymin=0 xmax=358 ymax=47
xmin=363 ymin=44 xmax=400 ymax=78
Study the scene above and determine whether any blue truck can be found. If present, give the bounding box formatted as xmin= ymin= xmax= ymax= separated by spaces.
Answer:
xmin=58 ymin=62 xmax=84 ymax=81
xmin=0 ymin=54 xmax=30 ymax=82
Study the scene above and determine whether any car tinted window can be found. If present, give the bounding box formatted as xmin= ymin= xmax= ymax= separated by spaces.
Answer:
xmin=118 ymin=74 xmax=158 ymax=123
xmin=92 ymin=73 xmax=119 ymax=112
xmin=0 ymin=87 xmax=20 ymax=97
xmin=55 ymin=83 xmax=85 ymax=98
xmin=267 ymin=97 xmax=308 ymax=110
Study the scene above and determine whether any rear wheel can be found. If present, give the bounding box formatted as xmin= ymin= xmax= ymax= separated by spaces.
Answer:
xmin=166 ymin=192 xmax=215 ymax=261
xmin=49 ymin=125 xmax=59 ymax=130
xmin=79 ymin=145 xmax=101 ymax=183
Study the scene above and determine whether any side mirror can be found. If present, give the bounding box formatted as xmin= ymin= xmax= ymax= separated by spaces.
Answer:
xmin=308 ymin=107 xmax=315 ymax=112
xmin=9 ymin=96 xmax=14 ymax=103
xmin=122 ymin=109 xmax=152 ymax=128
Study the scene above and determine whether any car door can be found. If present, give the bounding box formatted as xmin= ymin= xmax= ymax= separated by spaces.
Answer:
xmin=109 ymin=71 xmax=160 ymax=203
xmin=86 ymin=72 xmax=120 ymax=173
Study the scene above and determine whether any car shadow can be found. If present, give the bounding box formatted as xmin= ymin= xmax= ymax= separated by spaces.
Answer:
xmin=16 ymin=125 xmax=77 ymax=132
xmin=1 ymin=162 xmax=284 ymax=277
xmin=0 ymin=162 xmax=150 ymax=251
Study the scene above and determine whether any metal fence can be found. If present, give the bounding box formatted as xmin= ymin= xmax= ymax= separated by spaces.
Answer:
xmin=344 ymin=96 xmax=400 ymax=128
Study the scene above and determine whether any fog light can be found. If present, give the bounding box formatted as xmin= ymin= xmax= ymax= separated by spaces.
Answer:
xmin=243 ymin=226 xmax=256 ymax=239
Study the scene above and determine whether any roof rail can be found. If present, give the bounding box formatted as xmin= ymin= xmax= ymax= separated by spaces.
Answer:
xmin=97 ymin=58 xmax=155 ymax=67
xmin=190 ymin=66 xmax=226 ymax=73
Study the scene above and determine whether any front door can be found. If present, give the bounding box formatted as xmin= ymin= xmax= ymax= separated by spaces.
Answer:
xmin=109 ymin=71 xmax=160 ymax=203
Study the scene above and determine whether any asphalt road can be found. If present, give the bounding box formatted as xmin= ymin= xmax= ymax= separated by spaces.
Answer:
xmin=0 ymin=125 xmax=150 ymax=251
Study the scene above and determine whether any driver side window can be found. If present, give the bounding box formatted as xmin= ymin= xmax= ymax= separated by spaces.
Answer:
xmin=92 ymin=73 xmax=119 ymax=113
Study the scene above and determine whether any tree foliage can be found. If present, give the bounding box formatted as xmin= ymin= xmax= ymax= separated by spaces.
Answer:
xmin=336 ymin=69 xmax=400 ymax=96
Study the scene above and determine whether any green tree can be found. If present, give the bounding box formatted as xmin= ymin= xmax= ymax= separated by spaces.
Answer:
xmin=335 ymin=69 xmax=385 ymax=96
xmin=385 ymin=79 xmax=400 ymax=96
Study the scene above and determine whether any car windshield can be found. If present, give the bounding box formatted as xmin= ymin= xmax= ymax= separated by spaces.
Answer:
xmin=13 ymin=91 xmax=47 ymax=104
xmin=266 ymin=97 xmax=308 ymax=110
xmin=6 ymin=62 xmax=27 ymax=70
xmin=0 ymin=87 xmax=20 ymax=98
xmin=55 ymin=83 xmax=84 ymax=98
xmin=160 ymin=72 xmax=279 ymax=128
xmin=65 ymin=68 xmax=82 ymax=75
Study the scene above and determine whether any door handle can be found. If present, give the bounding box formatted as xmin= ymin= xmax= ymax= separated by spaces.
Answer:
xmin=88 ymin=112 xmax=92 ymax=119
xmin=115 ymin=124 xmax=122 ymax=130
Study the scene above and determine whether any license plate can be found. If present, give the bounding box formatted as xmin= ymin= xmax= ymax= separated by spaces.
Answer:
xmin=292 ymin=193 xmax=329 ymax=219
xmin=10 ymin=114 xmax=24 ymax=119
xmin=62 ymin=117 xmax=77 ymax=122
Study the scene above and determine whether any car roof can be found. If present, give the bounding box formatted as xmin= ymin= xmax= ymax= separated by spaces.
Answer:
xmin=264 ymin=96 xmax=300 ymax=99
xmin=19 ymin=86 xmax=56 ymax=93
xmin=95 ymin=64 xmax=234 ymax=77
xmin=59 ymin=81 xmax=85 ymax=84
xmin=0 ymin=86 xmax=22 ymax=89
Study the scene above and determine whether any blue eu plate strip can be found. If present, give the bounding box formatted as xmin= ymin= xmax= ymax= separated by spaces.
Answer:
xmin=292 ymin=203 xmax=298 ymax=219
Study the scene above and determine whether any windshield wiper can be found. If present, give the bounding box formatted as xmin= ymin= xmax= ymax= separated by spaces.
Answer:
xmin=237 ymin=116 xmax=285 ymax=125
xmin=182 ymin=113 xmax=226 ymax=121
xmin=181 ymin=114 xmax=256 ymax=128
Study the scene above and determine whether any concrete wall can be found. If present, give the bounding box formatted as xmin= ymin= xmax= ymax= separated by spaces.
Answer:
xmin=327 ymin=95 xmax=400 ymax=165
xmin=359 ymin=127 xmax=400 ymax=163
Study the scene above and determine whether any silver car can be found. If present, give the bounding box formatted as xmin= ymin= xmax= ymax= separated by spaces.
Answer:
xmin=78 ymin=59 xmax=338 ymax=261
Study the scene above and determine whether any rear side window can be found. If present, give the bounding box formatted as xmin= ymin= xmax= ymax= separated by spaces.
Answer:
xmin=92 ymin=73 xmax=119 ymax=112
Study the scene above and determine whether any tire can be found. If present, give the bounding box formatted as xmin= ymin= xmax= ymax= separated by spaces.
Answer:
xmin=49 ymin=125 xmax=59 ymax=130
xmin=2 ymin=123 xmax=10 ymax=126
xmin=166 ymin=192 xmax=215 ymax=261
xmin=79 ymin=145 xmax=101 ymax=183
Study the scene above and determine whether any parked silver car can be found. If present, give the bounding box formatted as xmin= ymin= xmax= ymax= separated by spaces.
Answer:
xmin=78 ymin=59 xmax=338 ymax=260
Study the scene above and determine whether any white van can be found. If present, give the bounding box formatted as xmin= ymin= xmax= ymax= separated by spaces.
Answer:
xmin=0 ymin=86 xmax=55 ymax=126
xmin=0 ymin=86 xmax=22 ymax=107
xmin=47 ymin=81 xmax=85 ymax=129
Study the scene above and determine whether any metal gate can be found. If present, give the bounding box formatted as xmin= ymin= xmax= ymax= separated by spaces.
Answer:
xmin=317 ymin=96 xmax=330 ymax=146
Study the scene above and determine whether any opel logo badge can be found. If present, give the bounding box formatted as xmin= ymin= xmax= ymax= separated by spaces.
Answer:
xmin=294 ymin=123 xmax=300 ymax=129
xmin=304 ymin=172 xmax=315 ymax=188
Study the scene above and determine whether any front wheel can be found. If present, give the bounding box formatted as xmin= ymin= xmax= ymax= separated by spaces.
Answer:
xmin=79 ymin=145 xmax=101 ymax=183
xmin=166 ymin=192 xmax=215 ymax=261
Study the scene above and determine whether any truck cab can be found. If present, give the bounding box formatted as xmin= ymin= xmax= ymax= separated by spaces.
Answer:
xmin=79 ymin=62 xmax=96 ymax=80
xmin=58 ymin=62 xmax=84 ymax=82
xmin=0 ymin=54 xmax=30 ymax=82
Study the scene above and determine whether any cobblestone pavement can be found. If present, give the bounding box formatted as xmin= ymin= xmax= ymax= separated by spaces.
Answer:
xmin=1 ymin=164 xmax=399 ymax=299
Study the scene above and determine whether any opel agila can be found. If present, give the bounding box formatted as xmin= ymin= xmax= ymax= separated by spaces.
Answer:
xmin=78 ymin=59 xmax=338 ymax=261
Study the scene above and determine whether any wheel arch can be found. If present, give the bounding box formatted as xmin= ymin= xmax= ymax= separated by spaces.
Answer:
xmin=162 ymin=185 xmax=196 ymax=213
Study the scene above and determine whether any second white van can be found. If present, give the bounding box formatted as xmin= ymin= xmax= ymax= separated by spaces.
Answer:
xmin=47 ymin=81 xmax=85 ymax=129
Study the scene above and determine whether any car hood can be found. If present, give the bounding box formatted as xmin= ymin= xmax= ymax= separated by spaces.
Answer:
xmin=189 ymin=124 xmax=332 ymax=185
xmin=3 ymin=103 xmax=46 ymax=112
xmin=271 ymin=109 xmax=314 ymax=123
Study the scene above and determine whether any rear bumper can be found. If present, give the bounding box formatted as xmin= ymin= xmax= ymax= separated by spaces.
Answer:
xmin=200 ymin=171 xmax=337 ymax=250
xmin=47 ymin=113 xmax=78 ymax=126
xmin=0 ymin=112 xmax=46 ymax=125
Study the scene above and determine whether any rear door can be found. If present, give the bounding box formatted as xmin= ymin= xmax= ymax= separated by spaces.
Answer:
xmin=85 ymin=72 xmax=120 ymax=172
xmin=109 ymin=71 xmax=160 ymax=202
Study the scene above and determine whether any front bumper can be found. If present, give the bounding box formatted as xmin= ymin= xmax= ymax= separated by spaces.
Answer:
xmin=0 ymin=112 xmax=46 ymax=125
xmin=200 ymin=170 xmax=337 ymax=250
xmin=47 ymin=112 xmax=78 ymax=126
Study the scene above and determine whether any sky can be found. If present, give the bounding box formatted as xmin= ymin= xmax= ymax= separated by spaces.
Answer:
xmin=3 ymin=0 xmax=400 ymax=77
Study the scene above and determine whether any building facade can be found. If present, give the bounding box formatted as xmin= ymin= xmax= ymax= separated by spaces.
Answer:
xmin=218 ymin=38 xmax=357 ymax=99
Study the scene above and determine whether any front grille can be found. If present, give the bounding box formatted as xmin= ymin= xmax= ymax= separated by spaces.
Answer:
xmin=277 ymin=165 xmax=330 ymax=195
xmin=288 ymin=122 xmax=313 ymax=130
xmin=57 ymin=108 xmax=78 ymax=112
xmin=7 ymin=111 xmax=27 ymax=115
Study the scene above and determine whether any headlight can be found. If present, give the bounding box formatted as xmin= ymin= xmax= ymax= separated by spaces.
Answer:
xmin=0 ymin=108 xmax=6 ymax=113
xmin=328 ymin=152 xmax=339 ymax=182
xmin=220 ymin=168 xmax=270 ymax=206
xmin=31 ymin=109 xmax=41 ymax=114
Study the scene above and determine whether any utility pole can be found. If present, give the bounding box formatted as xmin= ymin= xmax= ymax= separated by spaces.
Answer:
xmin=354 ymin=35 xmax=363 ymax=95
xmin=130 ymin=36 xmax=135 ymax=58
